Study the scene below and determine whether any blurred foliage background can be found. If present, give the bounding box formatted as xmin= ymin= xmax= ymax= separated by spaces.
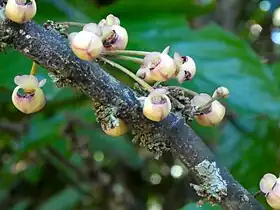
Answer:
xmin=1 ymin=0 xmax=280 ymax=209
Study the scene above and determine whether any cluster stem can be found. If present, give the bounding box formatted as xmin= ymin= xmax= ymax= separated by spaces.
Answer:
xmin=56 ymin=21 xmax=86 ymax=27
xmin=107 ymin=55 xmax=144 ymax=64
xmin=102 ymin=50 xmax=150 ymax=57
xmin=30 ymin=62 xmax=37 ymax=75
xmin=99 ymin=57 xmax=154 ymax=92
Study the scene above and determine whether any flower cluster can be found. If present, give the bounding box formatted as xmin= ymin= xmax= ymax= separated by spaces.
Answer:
xmin=69 ymin=14 xmax=128 ymax=61
xmin=5 ymin=0 xmax=37 ymax=23
xmin=7 ymin=7 xmax=230 ymax=131
xmin=140 ymin=85 xmax=229 ymax=125
xmin=136 ymin=47 xmax=196 ymax=84
xmin=259 ymin=173 xmax=280 ymax=209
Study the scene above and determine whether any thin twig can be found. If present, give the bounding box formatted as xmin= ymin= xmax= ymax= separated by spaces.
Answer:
xmin=99 ymin=56 xmax=154 ymax=92
xmin=55 ymin=21 xmax=86 ymax=27
xmin=41 ymin=149 xmax=94 ymax=198
xmin=30 ymin=61 xmax=37 ymax=75
xmin=46 ymin=146 xmax=88 ymax=181
xmin=102 ymin=49 xmax=150 ymax=56
xmin=107 ymin=55 xmax=144 ymax=64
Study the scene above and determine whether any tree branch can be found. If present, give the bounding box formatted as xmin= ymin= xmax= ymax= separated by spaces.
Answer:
xmin=0 ymin=19 xmax=264 ymax=210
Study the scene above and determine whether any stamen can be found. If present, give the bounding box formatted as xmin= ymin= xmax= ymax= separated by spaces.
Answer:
xmin=103 ymin=30 xmax=118 ymax=48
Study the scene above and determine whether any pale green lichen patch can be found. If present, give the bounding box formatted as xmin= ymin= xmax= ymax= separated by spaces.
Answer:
xmin=92 ymin=100 xmax=119 ymax=129
xmin=0 ymin=7 xmax=5 ymax=22
xmin=190 ymin=160 xmax=227 ymax=203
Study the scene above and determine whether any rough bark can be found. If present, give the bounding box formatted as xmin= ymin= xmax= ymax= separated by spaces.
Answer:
xmin=0 ymin=18 xmax=264 ymax=210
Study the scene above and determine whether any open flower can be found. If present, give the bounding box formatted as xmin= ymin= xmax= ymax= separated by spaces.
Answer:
xmin=5 ymin=0 xmax=37 ymax=23
xmin=69 ymin=30 xmax=103 ymax=61
xmin=102 ymin=25 xmax=128 ymax=51
xmin=12 ymin=75 xmax=46 ymax=114
xmin=192 ymin=93 xmax=226 ymax=126
xmin=136 ymin=67 xmax=155 ymax=83
xmin=97 ymin=14 xmax=128 ymax=51
xmin=138 ymin=47 xmax=176 ymax=82
xmin=174 ymin=52 xmax=196 ymax=83
xmin=143 ymin=88 xmax=171 ymax=122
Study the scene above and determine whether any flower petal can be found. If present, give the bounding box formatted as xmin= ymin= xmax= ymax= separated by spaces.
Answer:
xmin=39 ymin=79 xmax=47 ymax=87
xmin=14 ymin=75 xmax=39 ymax=90
xmin=174 ymin=52 xmax=183 ymax=67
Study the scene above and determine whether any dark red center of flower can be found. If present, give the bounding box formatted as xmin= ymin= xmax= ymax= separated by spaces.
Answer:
xmin=184 ymin=70 xmax=192 ymax=80
xmin=182 ymin=56 xmax=188 ymax=63
xmin=16 ymin=0 xmax=32 ymax=5
xmin=152 ymin=95 xmax=166 ymax=105
xmin=103 ymin=30 xmax=118 ymax=48
xmin=17 ymin=88 xmax=35 ymax=99
xmin=149 ymin=58 xmax=161 ymax=71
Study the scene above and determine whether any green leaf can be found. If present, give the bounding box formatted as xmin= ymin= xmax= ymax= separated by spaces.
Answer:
xmin=38 ymin=187 xmax=82 ymax=210
xmin=11 ymin=199 xmax=31 ymax=210
xmin=65 ymin=0 xmax=214 ymax=21
xmin=23 ymin=164 xmax=43 ymax=184
xmin=15 ymin=114 xmax=65 ymax=155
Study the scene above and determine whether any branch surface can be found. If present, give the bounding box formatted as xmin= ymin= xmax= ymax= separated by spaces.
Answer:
xmin=0 ymin=19 xmax=264 ymax=210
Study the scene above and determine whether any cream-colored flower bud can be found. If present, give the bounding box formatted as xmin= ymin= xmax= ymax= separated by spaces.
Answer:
xmin=106 ymin=14 xmax=120 ymax=26
xmin=191 ymin=93 xmax=211 ymax=108
xmin=259 ymin=173 xmax=277 ymax=194
xmin=192 ymin=93 xmax=226 ymax=126
xmin=136 ymin=67 xmax=155 ymax=83
xmin=70 ymin=30 xmax=103 ymax=61
xmin=68 ymin=32 xmax=78 ymax=43
xmin=12 ymin=75 xmax=46 ymax=114
xmin=142 ymin=47 xmax=176 ymax=82
xmin=5 ymin=0 xmax=37 ymax=23
xmin=174 ymin=52 xmax=196 ymax=83
xmin=212 ymin=86 xmax=230 ymax=98
xmin=267 ymin=191 xmax=280 ymax=209
xmin=98 ymin=19 xmax=107 ymax=28
xmin=82 ymin=23 xmax=102 ymax=36
xmin=102 ymin=25 xmax=128 ymax=51
xmin=101 ymin=118 xmax=128 ymax=136
xmin=266 ymin=180 xmax=280 ymax=209
xmin=98 ymin=14 xmax=120 ymax=27
xmin=143 ymin=88 xmax=172 ymax=122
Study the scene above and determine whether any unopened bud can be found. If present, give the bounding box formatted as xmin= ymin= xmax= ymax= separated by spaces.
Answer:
xmin=213 ymin=86 xmax=230 ymax=98
xmin=101 ymin=118 xmax=128 ymax=136
xmin=259 ymin=173 xmax=277 ymax=194
xmin=82 ymin=23 xmax=102 ymax=36
xmin=5 ymin=0 xmax=37 ymax=23
xmin=70 ymin=31 xmax=103 ymax=61
xmin=102 ymin=25 xmax=128 ymax=51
